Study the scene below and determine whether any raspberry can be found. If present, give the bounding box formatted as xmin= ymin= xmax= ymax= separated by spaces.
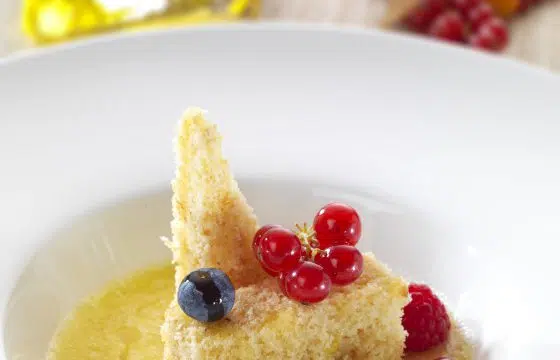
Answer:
xmin=402 ymin=283 xmax=451 ymax=352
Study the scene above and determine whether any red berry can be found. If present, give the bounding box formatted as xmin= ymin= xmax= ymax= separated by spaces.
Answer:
xmin=402 ymin=283 xmax=451 ymax=352
xmin=452 ymin=0 xmax=481 ymax=16
xmin=408 ymin=283 xmax=427 ymax=293
xmin=314 ymin=245 xmax=364 ymax=286
xmin=282 ymin=261 xmax=332 ymax=303
xmin=467 ymin=3 xmax=494 ymax=30
xmin=252 ymin=224 xmax=280 ymax=259
xmin=468 ymin=30 xmax=496 ymax=51
xmin=481 ymin=17 xmax=509 ymax=50
xmin=278 ymin=273 xmax=289 ymax=296
xmin=469 ymin=17 xmax=509 ymax=52
xmin=261 ymin=263 xmax=280 ymax=276
xmin=429 ymin=11 xmax=466 ymax=43
xmin=258 ymin=227 xmax=303 ymax=273
xmin=253 ymin=225 xmax=283 ymax=276
xmin=313 ymin=203 xmax=361 ymax=249
xmin=404 ymin=0 xmax=448 ymax=33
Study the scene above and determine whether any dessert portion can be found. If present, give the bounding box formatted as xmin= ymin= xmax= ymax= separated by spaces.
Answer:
xmin=161 ymin=108 xmax=410 ymax=359
xmin=45 ymin=265 xmax=472 ymax=359
xmin=47 ymin=107 xmax=474 ymax=360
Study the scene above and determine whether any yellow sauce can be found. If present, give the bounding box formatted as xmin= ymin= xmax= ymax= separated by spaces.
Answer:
xmin=47 ymin=265 xmax=174 ymax=360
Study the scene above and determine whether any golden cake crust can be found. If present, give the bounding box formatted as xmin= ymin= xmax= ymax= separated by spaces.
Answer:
xmin=166 ymin=107 xmax=265 ymax=289
xmin=162 ymin=252 xmax=408 ymax=360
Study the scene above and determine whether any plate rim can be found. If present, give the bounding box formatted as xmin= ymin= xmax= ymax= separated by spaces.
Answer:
xmin=1 ymin=23 xmax=559 ymax=359
xmin=1 ymin=22 xmax=559 ymax=81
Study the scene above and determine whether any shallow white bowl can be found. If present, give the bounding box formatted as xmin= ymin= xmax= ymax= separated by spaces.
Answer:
xmin=1 ymin=24 xmax=559 ymax=360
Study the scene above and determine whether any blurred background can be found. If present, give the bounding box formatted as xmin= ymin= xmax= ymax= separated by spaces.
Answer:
xmin=0 ymin=0 xmax=558 ymax=70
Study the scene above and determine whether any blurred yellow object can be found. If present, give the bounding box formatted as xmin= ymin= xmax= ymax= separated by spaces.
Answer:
xmin=23 ymin=0 xmax=260 ymax=45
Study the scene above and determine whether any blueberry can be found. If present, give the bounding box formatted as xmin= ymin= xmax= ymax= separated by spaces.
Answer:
xmin=177 ymin=268 xmax=235 ymax=322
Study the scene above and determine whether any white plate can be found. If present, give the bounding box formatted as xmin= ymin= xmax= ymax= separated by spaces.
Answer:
xmin=1 ymin=24 xmax=560 ymax=360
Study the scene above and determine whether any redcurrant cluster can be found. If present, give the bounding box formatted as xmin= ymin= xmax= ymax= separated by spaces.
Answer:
xmin=252 ymin=203 xmax=364 ymax=304
xmin=403 ymin=0 xmax=509 ymax=52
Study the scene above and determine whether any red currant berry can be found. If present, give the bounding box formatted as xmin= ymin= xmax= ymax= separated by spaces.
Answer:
xmin=259 ymin=227 xmax=303 ymax=273
xmin=278 ymin=273 xmax=289 ymax=296
xmin=261 ymin=263 xmax=280 ymax=276
xmin=313 ymin=203 xmax=361 ymax=249
xmin=253 ymin=225 xmax=283 ymax=276
xmin=467 ymin=3 xmax=494 ymax=30
xmin=404 ymin=0 xmax=448 ymax=33
xmin=314 ymin=245 xmax=364 ymax=286
xmin=481 ymin=17 xmax=509 ymax=50
xmin=468 ymin=31 xmax=496 ymax=51
xmin=252 ymin=224 xmax=280 ymax=259
xmin=429 ymin=11 xmax=466 ymax=43
xmin=452 ymin=0 xmax=481 ymax=16
xmin=283 ymin=261 xmax=332 ymax=303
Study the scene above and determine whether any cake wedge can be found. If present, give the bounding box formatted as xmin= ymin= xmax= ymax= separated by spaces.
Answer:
xmin=164 ymin=107 xmax=265 ymax=289
xmin=161 ymin=108 xmax=409 ymax=360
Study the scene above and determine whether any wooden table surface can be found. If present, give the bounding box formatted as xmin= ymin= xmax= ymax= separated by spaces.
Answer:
xmin=0 ymin=0 xmax=559 ymax=72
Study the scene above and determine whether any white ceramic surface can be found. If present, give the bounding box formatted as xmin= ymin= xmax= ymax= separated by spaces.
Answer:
xmin=1 ymin=24 xmax=560 ymax=359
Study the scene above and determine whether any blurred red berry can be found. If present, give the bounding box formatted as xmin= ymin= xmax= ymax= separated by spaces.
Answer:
xmin=467 ymin=3 xmax=494 ymax=30
xmin=453 ymin=0 xmax=482 ymax=16
xmin=469 ymin=31 xmax=497 ymax=51
xmin=429 ymin=11 xmax=467 ymax=43
xmin=482 ymin=17 xmax=509 ymax=50
xmin=404 ymin=0 xmax=448 ymax=33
